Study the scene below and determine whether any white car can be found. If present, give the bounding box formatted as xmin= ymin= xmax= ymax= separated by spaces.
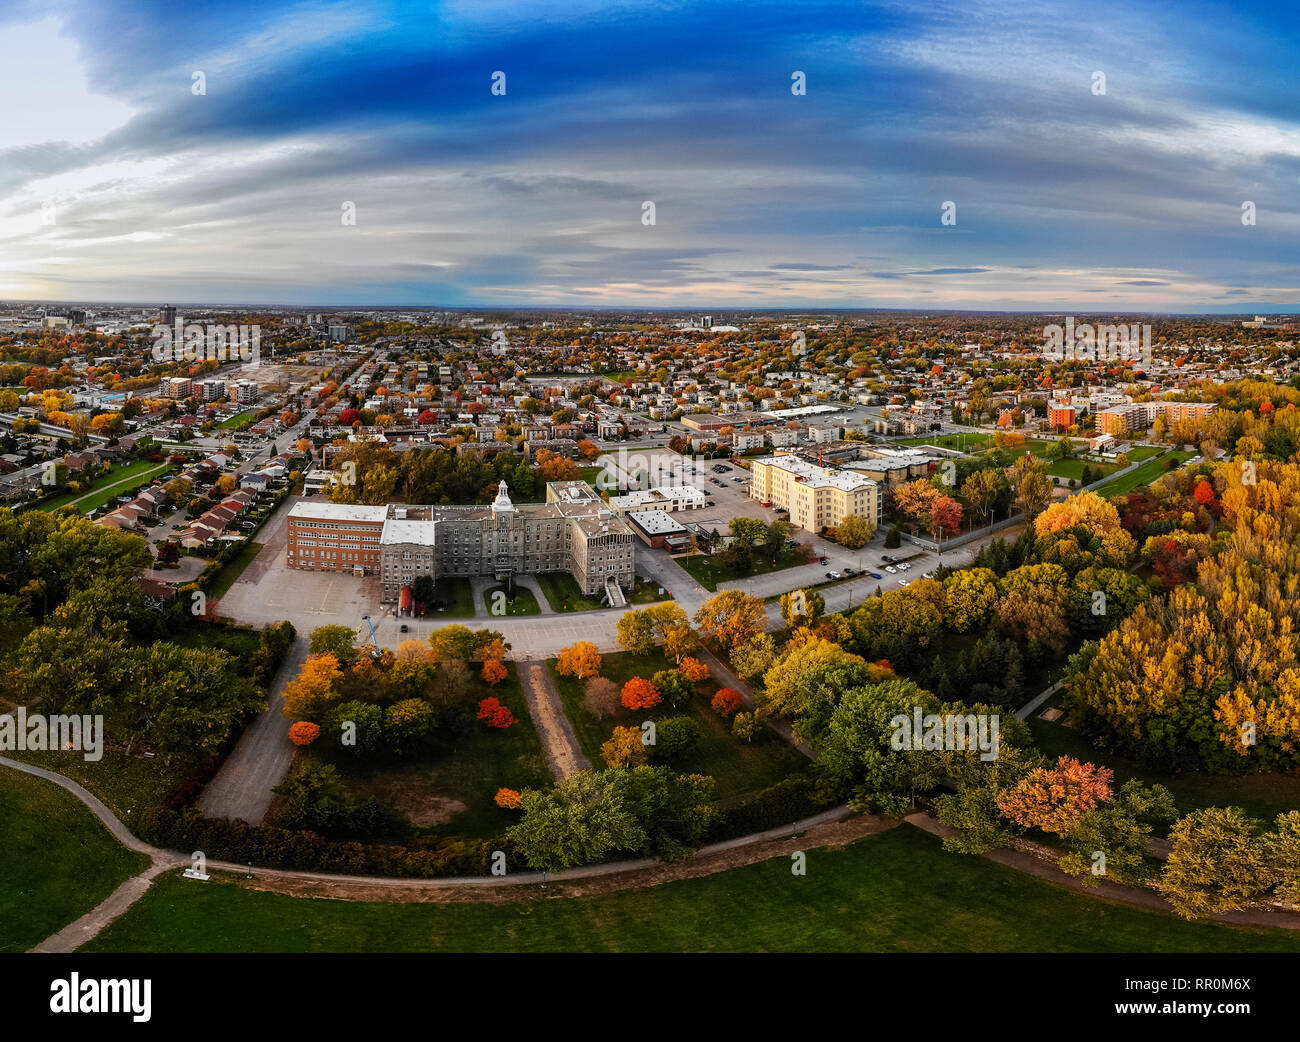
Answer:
xmin=884 ymin=565 xmax=897 ymax=574
xmin=898 ymin=579 xmax=911 ymax=587
xmin=827 ymin=570 xmax=842 ymax=580
xmin=898 ymin=562 xmax=912 ymax=571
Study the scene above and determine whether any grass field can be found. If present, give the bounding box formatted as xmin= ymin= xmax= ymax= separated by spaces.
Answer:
xmin=0 ymin=768 xmax=149 ymax=953
xmin=83 ymin=826 xmax=1300 ymax=953
xmin=1046 ymin=457 xmax=1119 ymax=482
xmin=316 ymin=665 xmax=550 ymax=839
xmin=1100 ymin=451 xmax=1194 ymax=497
xmin=899 ymin=433 xmax=992 ymax=452
xmin=37 ymin=459 xmax=170 ymax=513
xmin=483 ymin=583 xmax=540 ymax=616
xmin=678 ymin=547 xmax=809 ymax=592
xmin=427 ymin=577 xmax=475 ymax=617
xmin=219 ymin=411 xmax=260 ymax=430
xmin=207 ymin=541 xmax=265 ymax=599
xmin=550 ymin=649 xmax=806 ymax=799
xmin=1029 ymin=712 xmax=1300 ymax=824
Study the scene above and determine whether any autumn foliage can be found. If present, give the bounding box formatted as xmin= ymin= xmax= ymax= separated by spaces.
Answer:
xmin=477 ymin=697 xmax=517 ymax=729
xmin=557 ymin=640 xmax=602 ymax=680
xmin=621 ymin=676 xmax=662 ymax=710
xmin=494 ymin=787 xmax=523 ymax=810
xmin=996 ymin=756 xmax=1114 ymax=836
xmin=679 ymin=657 xmax=711 ymax=683
xmin=711 ymin=688 xmax=744 ymax=717
xmin=481 ymin=659 xmax=508 ymax=686
xmin=288 ymin=721 xmax=321 ymax=746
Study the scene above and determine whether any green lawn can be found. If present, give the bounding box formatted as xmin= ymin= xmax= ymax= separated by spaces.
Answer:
xmin=1126 ymin=445 xmax=1164 ymax=461
xmin=484 ymin=583 xmax=540 ymax=617
xmin=1100 ymin=451 xmax=1194 ymax=497
xmin=426 ymin=577 xmax=475 ymax=617
xmin=678 ymin=548 xmax=809 ymax=592
xmin=316 ymin=664 xmax=550 ymax=840
xmin=550 ymin=649 xmax=806 ymax=800
xmin=628 ymin=578 xmax=670 ymax=605
xmin=0 ymin=768 xmax=150 ymax=953
xmin=219 ymin=411 xmax=259 ymax=430
xmin=536 ymin=571 xmax=606 ymax=612
xmin=1029 ymin=712 xmax=1300 ymax=824
xmin=84 ymin=826 xmax=1300 ymax=952
xmin=899 ymin=433 xmax=992 ymax=452
xmin=38 ymin=459 xmax=170 ymax=513
xmin=206 ymin=541 xmax=265 ymax=599
xmin=1045 ymin=457 xmax=1119 ymax=481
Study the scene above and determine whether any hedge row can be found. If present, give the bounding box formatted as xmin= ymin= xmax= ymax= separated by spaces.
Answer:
xmin=141 ymin=807 xmax=493 ymax=877
xmin=703 ymin=773 xmax=839 ymax=843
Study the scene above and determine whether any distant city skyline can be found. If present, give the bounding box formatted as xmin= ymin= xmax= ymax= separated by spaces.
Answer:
xmin=3 ymin=0 xmax=1298 ymax=311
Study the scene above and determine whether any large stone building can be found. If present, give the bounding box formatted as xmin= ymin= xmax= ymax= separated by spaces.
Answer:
xmin=286 ymin=481 xmax=635 ymax=605
xmin=748 ymin=454 xmax=880 ymax=533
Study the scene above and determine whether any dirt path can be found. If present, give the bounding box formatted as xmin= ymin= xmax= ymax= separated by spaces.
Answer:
xmin=517 ymin=659 xmax=590 ymax=779
xmin=197 ymin=635 xmax=308 ymax=823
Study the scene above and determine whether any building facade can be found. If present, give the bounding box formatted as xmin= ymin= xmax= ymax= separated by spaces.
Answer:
xmin=286 ymin=482 xmax=636 ymax=604
xmin=749 ymin=454 xmax=880 ymax=532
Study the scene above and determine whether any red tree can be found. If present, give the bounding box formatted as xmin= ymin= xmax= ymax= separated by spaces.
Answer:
xmin=1193 ymin=480 xmax=1217 ymax=507
xmin=339 ymin=408 xmax=360 ymax=426
xmin=621 ymin=677 xmax=662 ymax=711
xmin=996 ymin=756 xmax=1113 ymax=836
xmin=711 ymin=688 xmax=744 ymax=717
xmin=288 ymin=721 xmax=321 ymax=746
xmin=477 ymin=697 xmax=517 ymax=729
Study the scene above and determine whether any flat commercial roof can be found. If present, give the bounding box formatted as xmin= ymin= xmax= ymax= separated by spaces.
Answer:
xmin=630 ymin=509 xmax=686 ymax=535
xmin=288 ymin=501 xmax=387 ymax=523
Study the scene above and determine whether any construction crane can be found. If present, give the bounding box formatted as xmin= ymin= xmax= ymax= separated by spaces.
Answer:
xmin=360 ymin=614 xmax=383 ymax=661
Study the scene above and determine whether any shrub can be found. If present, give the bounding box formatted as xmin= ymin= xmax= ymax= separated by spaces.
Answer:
xmin=494 ymin=787 xmax=523 ymax=810
xmin=288 ymin=721 xmax=321 ymax=746
xmin=481 ymin=659 xmax=508 ymax=686
xmin=679 ymin=657 xmax=711 ymax=683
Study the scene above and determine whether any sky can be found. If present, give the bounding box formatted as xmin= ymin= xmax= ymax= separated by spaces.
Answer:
xmin=1 ymin=0 xmax=1298 ymax=311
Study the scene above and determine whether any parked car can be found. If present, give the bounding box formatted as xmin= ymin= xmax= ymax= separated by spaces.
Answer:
xmin=820 ymin=556 xmax=829 ymax=565
xmin=898 ymin=579 xmax=911 ymax=587
xmin=898 ymin=562 xmax=912 ymax=571
xmin=828 ymin=571 xmax=842 ymax=579
xmin=825 ymin=572 xmax=834 ymax=579
xmin=885 ymin=565 xmax=897 ymax=573
xmin=869 ymin=571 xmax=883 ymax=579
xmin=399 ymin=624 xmax=409 ymax=633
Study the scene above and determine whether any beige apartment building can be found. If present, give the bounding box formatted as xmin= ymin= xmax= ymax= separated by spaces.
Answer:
xmin=749 ymin=455 xmax=880 ymax=533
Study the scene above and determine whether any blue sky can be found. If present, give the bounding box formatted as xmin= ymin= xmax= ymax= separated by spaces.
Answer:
xmin=1 ymin=0 xmax=1297 ymax=310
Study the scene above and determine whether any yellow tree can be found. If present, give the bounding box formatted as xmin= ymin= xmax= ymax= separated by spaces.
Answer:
xmin=557 ymin=640 xmax=602 ymax=679
xmin=694 ymin=590 xmax=766 ymax=650
xmin=281 ymin=653 xmax=343 ymax=720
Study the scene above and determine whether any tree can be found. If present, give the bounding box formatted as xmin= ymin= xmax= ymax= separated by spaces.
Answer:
xmin=927 ymin=495 xmax=963 ymax=539
xmin=621 ymin=677 xmax=662 ymax=711
xmin=506 ymin=771 xmax=647 ymax=872
xmin=481 ymin=658 xmax=508 ymax=686
xmin=679 ymin=657 xmax=710 ymax=683
xmin=893 ymin=479 xmax=941 ymax=529
xmin=1157 ymin=807 xmax=1274 ymax=919
xmin=309 ymin=624 xmax=358 ymax=667
xmin=731 ymin=711 xmax=762 ymax=742
xmin=836 ymin=513 xmax=874 ymax=550
xmin=477 ymin=697 xmax=517 ymax=729
xmin=1059 ymin=780 xmax=1178 ymax=887
xmin=996 ymin=756 xmax=1114 ymax=836
xmin=601 ymin=725 xmax=649 ymax=768
xmin=1013 ymin=468 xmax=1053 ymax=519
xmin=494 ymin=787 xmax=523 ymax=810
xmin=384 ymin=698 xmax=437 ymax=754
xmin=941 ymin=568 xmax=999 ymax=632
xmin=288 ymin=720 xmax=321 ymax=746
xmin=156 ymin=540 xmax=180 ymax=565
xmin=725 ymin=516 xmax=766 ymax=572
xmin=282 ymin=653 xmax=343 ymax=720
xmin=694 ymin=590 xmax=766 ymax=650
xmin=761 ymin=637 xmax=868 ymax=739
xmin=616 ymin=610 xmax=656 ymax=655
xmin=731 ymin=632 xmax=778 ymax=682
xmin=780 ymin=588 xmax=824 ymax=628
xmin=651 ymin=668 xmax=695 ymax=709
xmin=557 ymin=640 xmax=602 ymax=680
xmin=711 ymin=688 xmax=744 ymax=717
xmin=583 ymin=676 xmax=620 ymax=718
xmin=962 ymin=468 xmax=1008 ymax=524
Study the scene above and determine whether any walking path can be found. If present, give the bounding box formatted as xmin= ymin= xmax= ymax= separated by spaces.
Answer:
xmin=517 ymin=659 xmax=591 ymax=779
xmin=197 ymin=635 xmax=308 ymax=823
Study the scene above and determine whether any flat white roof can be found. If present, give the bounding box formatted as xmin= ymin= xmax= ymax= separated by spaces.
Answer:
xmin=288 ymin=501 xmax=387 ymax=523
xmin=630 ymin=509 xmax=687 ymax=535
xmin=381 ymin=519 xmax=438 ymax=545
xmin=756 ymin=455 xmax=876 ymax=492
